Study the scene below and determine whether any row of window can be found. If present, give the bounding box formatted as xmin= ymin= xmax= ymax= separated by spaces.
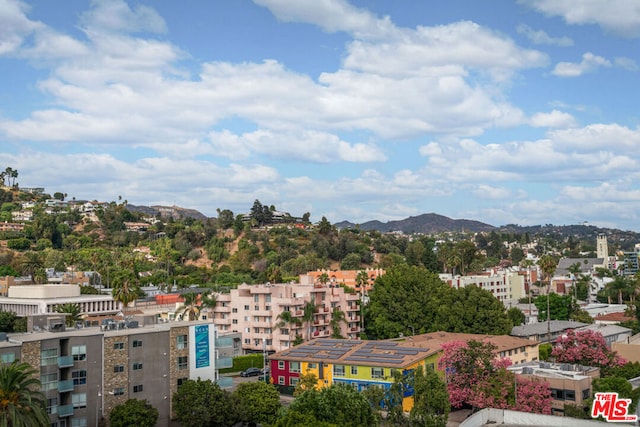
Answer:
xmin=276 ymin=361 xmax=387 ymax=379
xmin=550 ymin=388 xmax=590 ymax=401
xmin=41 ymin=345 xmax=86 ymax=366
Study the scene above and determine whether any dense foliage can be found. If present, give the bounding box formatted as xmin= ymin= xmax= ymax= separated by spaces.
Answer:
xmin=366 ymin=265 xmax=512 ymax=339
xmin=0 ymin=361 xmax=49 ymax=427
xmin=551 ymin=329 xmax=626 ymax=368
xmin=109 ymin=399 xmax=158 ymax=427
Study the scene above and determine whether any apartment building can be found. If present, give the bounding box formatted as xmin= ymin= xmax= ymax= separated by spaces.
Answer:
xmin=511 ymin=320 xmax=589 ymax=344
xmin=212 ymin=282 xmax=361 ymax=354
xmin=0 ymin=317 xmax=232 ymax=427
xmin=300 ymin=268 xmax=385 ymax=293
xmin=440 ymin=268 xmax=527 ymax=301
xmin=268 ymin=338 xmax=438 ymax=411
xmin=509 ymin=362 xmax=600 ymax=416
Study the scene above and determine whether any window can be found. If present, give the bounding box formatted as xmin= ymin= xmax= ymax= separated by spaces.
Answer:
xmin=582 ymin=389 xmax=590 ymax=400
xmin=278 ymin=376 xmax=285 ymax=385
xmin=244 ymin=305 xmax=250 ymax=311
xmin=551 ymin=388 xmax=564 ymax=400
xmin=113 ymin=342 xmax=125 ymax=350
xmin=133 ymin=362 xmax=143 ymax=371
xmin=133 ymin=384 xmax=143 ymax=393
xmin=290 ymin=377 xmax=299 ymax=386
xmin=72 ymin=393 xmax=87 ymax=409
xmin=72 ymin=345 xmax=86 ymax=361
xmin=1 ymin=353 xmax=15 ymax=364
xmin=71 ymin=418 xmax=87 ymax=427
xmin=265 ymin=295 xmax=271 ymax=303
xmin=177 ymin=377 xmax=188 ymax=387
xmin=290 ymin=361 xmax=300 ymax=373
xmin=41 ymin=373 xmax=58 ymax=392
xmin=254 ymin=305 xmax=259 ymax=311
xmin=113 ymin=387 xmax=125 ymax=396
xmin=565 ymin=390 xmax=575 ymax=401
xmin=371 ymin=367 xmax=384 ymax=379
xmin=176 ymin=335 xmax=187 ymax=350
xmin=232 ymin=319 xmax=238 ymax=324
xmin=308 ymin=363 xmax=317 ymax=369
xmin=351 ymin=366 xmax=358 ymax=375
xmin=72 ymin=370 xmax=87 ymax=385
xmin=113 ymin=365 xmax=124 ymax=373
xmin=178 ymin=356 xmax=188 ymax=370
xmin=133 ymin=340 xmax=143 ymax=348
xmin=47 ymin=397 xmax=58 ymax=415
xmin=232 ymin=308 xmax=238 ymax=313
xmin=41 ymin=348 xmax=58 ymax=366
xmin=266 ymin=339 xmax=272 ymax=345
xmin=333 ymin=365 xmax=345 ymax=376
xmin=278 ymin=361 xmax=285 ymax=370
xmin=254 ymin=295 xmax=260 ymax=302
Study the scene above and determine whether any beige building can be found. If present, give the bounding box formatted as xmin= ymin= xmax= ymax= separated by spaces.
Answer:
xmin=0 ymin=317 xmax=232 ymax=427
xmin=212 ymin=282 xmax=361 ymax=353
xmin=509 ymin=362 xmax=600 ymax=416
xmin=440 ymin=268 xmax=528 ymax=302
xmin=612 ymin=333 xmax=640 ymax=363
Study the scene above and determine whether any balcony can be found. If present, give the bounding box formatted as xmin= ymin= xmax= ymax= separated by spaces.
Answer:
xmin=58 ymin=356 xmax=74 ymax=368
xmin=58 ymin=404 xmax=74 ymax=417
xmin=215 ymin=305 xmax=231 ymax=313
xmin=58 ymin=379 xmax=74 ymax=393
xmin=215 ymin=336 xmax=234 ymax=348
xmin=214 ymin=317 xmax=231 ymax=325
xmin=216 ymin=357 xmax=233 ymax=369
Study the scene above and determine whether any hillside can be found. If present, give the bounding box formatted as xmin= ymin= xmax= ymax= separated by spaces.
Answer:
xmin=335 ymin=213 xmax=495 ymax=234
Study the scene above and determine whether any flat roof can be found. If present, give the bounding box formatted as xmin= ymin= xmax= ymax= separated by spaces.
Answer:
xmin=270 ymin=338 xmax=437 ymax=368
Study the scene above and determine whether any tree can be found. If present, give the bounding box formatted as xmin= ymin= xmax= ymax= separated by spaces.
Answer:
xmin=294 ymin=371 xmax=318 ymax=396
xmin=506 ymin=307 xmax=525 ymax=327
xmin=302 ymin=300 xmax=317 ymax=341
xmin=0 ymin=361 xmax=49 ymax=427
xmin=439 ymin=340 xmax=552 ymax=414
xmin=0 ymin=311 xmax=20 ymax=333
xmin=551 ymin=329 xmax=626 ymax=368
xmin=537 ymin=254 xmax=558 ymax=343
xmin=20 ymin=251 xmax=43 ymax=283
xmin=172 ymin=379 xmax=239 ymax=427
xmin=233 ymin=381 xmax=281 ymax=426
xmin=329 ymin=307 xmax=346 ymax=339
xmin=216 ymin=208 xmax=234 ymax=229
xmin=534 ymin=293 xmax=573 ymax=321
xmin=109 ymin=399 xmax=158 ymax=427
xmin=55 ymin=303 xmax=82 ymax=327
xmin=288 ymin=383 xmax=377 ymax=427
xmin=591 ymin=376 xmax=640 ymax=413
xmin=409 ymin=365 xmax=449 ymax=427
xmin=276 ymin=310 xmax=302 ymax=345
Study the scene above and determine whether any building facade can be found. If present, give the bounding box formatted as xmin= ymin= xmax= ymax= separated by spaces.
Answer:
xmin=0 ymin=318 xmax=232 ymax=427
xmin=212 ymin=282 xmax=361 ymax=353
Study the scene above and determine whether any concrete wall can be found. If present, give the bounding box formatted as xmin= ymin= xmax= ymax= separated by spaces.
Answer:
xmin=9 ymin=284 xmax=80 ymax=299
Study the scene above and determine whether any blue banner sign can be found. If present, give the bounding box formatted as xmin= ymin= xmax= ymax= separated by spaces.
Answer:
xmin=195 ymin=325 xmax=210 ymax=369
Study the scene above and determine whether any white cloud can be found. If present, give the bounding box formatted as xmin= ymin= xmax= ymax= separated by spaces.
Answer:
xmin=529 ymin=110 xmax=577 ymax=128
xmin=547 ymin=123 xmax=640 ymax=150
xmin=79 ymin=0 xmax=167 ymax=35
xmin=472 ymin=184 xmax=513 ymax=199
xmin=614 ymin=57 xmax=639 ymax=71
xmin=0 ymin=0 xmax=41 ymax=55
xmin=552 ymin=52 xmax=611 ymax=77
xmin=520 ymin=0 xmax=640 ymax=38
xmin=253 ymin=0 xmax=395 ymax=38
xmin=516 ymin=24 xmax=573 ymax=46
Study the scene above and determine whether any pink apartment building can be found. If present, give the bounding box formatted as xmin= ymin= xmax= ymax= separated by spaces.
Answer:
xmin=211 ymin=282 xmax=361 ymax=353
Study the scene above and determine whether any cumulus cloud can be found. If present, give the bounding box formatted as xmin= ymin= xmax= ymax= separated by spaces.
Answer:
xmin=529 ymin=110 xmax=577 ymax=128
xmin=79 ymin=0 xmax=167 ymax=35
xmin=520 ymin=0 xmax=640 ymax=38
xmin=552 ymin=52 xmax=611 ymax=77
xmin=516 ymin=24 xmax=573 ymax=46
xmin=0 ymin=0 xmax=41 ymax=55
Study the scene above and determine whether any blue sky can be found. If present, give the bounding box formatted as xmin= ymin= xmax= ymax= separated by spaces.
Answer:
xmin=1 ymin=0 xmax=640 ymax=230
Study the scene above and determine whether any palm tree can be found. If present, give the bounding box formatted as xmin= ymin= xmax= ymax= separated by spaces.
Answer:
xmin=538 ymin=255 xmax=558 ymax=343
xmin=276 ymin=310 xmax=302 ymax=345
xmin=567 ymin=262 xmax=582 ymax=301
xmin=302 ymin=300 xmax=316 ymax=341
xmin=111 ymin=270 xmax=138 ymax=313
xmin=606 ymin=276 xmax=629 ymax=305
xmin=20 ymin=252 xmax=43 ymax=283
xmin=178 ymin=292 xmax=201 ymax=321
xmin=55 ymin=303 xmax=82 ymax=327
xmin=329 ymin=307 xmax=346 ymax=339
xmin=0 ymin=361 xmax=49 ymax=426
xmin=318 ymin=273 xmax=329 ymax=286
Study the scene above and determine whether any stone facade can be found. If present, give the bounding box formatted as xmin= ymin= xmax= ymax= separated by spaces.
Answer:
xmin=103 ymin=335 xmax=130 ymax=417
xmin=169 ymin=325 xmax=189 ymax=418
xmin=21 ymin=340 xmax=41 ymax=379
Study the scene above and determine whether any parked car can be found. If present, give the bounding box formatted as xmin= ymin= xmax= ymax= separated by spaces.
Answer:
xmin=240 ymin=367 xmax=262 ymax=377
xmin=261 ymin=366 xmax=270 ymax=374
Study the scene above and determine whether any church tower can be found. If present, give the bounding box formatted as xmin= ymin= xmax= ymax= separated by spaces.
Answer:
xmin=597 ymin=233 xmax=608 ymax=260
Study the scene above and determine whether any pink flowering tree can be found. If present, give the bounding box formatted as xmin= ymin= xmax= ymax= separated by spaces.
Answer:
xmin=439 ymin=340 xmax=552 ymax=414
xmin=551 ymin=329 xmax=626 ymax=368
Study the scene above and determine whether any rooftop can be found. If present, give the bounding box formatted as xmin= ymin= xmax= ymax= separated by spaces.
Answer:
xmin=511 ymin=320 xmax=588 ymax=338
xmin=270 ymin=338 xmax=436 ymax=368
